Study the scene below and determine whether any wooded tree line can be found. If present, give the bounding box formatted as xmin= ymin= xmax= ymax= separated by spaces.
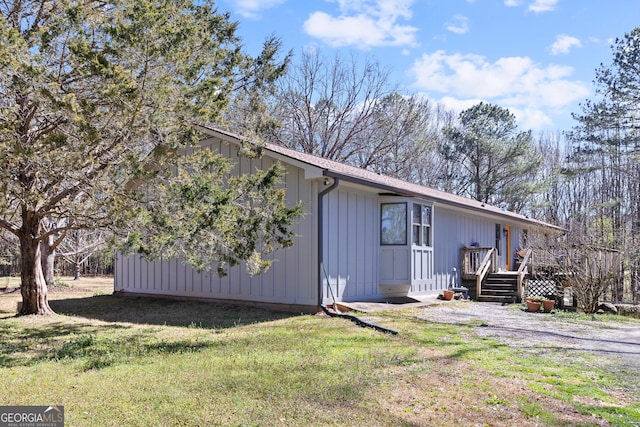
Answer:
xmin=1 ymin=230 xmax=112 ymax=278
xmin=228 ymin=44 xmax=638 ymax=239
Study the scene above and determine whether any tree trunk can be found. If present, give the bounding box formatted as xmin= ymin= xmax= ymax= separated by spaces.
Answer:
xmin=19 ymin=234 xmax=54 ymax=315
xmin=73 ymin=232 xmax=81 ymax=280
xmin=40 ymin=236 xmax=56 ymax=288
xmin=74 ymin=256 xmax=81 ymax=280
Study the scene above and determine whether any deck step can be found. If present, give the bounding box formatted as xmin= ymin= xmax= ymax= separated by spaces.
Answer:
xmin=479 ymin=273 xmax=519 ymax=303
xmin=476 ymin=294 xmax=517 ymax=304
xmin=481 ymin=289 xmax=515 ymax=296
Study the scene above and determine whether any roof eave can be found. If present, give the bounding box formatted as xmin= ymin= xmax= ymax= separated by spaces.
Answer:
xmin=323 ymin=170 xmax=564 ymax=231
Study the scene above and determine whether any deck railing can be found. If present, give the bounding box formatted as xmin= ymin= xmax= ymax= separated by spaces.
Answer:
xmin=515 ymin=248 xmax=533 ymax=298
xmin=461 ymin=247 xmax=497 ymax=297
xmin=529 ymin=245 xmax=622 ymax=279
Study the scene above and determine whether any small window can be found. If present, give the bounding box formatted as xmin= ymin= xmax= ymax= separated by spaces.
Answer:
xmin=381 ymin=203 xmax=407 ymax=245
xmin=412 ymin=207 xmax=421 ymax=245
xmin=412 ymin=203 xmax=432 ymax=247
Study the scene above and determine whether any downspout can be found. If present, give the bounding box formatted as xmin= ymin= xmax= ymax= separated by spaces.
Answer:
xmin=317 ymin=176 xmax=398 ymax=335
xmin=317 ymin=176 xmax=340 ymax=308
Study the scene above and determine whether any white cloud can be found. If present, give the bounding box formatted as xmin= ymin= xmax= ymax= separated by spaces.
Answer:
xmin=303 ymin=0 xmax=419 ymax=49
xmin=333 ymin=0 xmax=413 ymax=19
xmin=230 ymin=0 xmax=287 ymax=19
xmin=504 ymin=0 xmax=558 ymax=12
xmin=445 ymin=15 xmax=469 ymax=35
xmin=410 ymin=50 xmax=590 ymax=130
xmin=550 ymin=34 xmax=582 ymax=55
xmin=528 ymin=0 xmax=559 ymax=13
xmin=437 ymin=97 xmax=554 ymax=130
xmin=510 ymin=107 xmax=554 ymax=130
xmin=437 ymin=96 xmax=482 ymax=114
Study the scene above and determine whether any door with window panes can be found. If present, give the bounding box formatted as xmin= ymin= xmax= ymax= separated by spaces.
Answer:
xmin=411 ymin=202 xmax=434 ymax=292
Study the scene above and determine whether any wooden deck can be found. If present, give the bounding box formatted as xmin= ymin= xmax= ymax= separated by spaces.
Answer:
xmin=461 ymin=245 xmax=623 ymax=304
xmin=461 ymin=247 xmax=528 ymax=302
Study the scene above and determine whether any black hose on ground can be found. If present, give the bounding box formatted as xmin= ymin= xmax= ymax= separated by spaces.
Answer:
xmin=320 ymin=304 xmax=398 ymax=335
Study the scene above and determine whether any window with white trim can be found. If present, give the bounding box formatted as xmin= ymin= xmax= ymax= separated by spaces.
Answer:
xmin=412 ymin=203 xmax=431 ymax=246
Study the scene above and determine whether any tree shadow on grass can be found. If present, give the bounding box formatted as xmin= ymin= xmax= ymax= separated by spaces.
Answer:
xmin=49 ymin=293 xmax=298 ymax=329
xmin=0 ymin=321 xmax=226 ymax=370
xmin=1 ymin=294 xmax=299 ymax=370
xmin=39 ymin=330 xmax=221 ymax=371
xmin=0 ymin=321 xmax=129 ymax=369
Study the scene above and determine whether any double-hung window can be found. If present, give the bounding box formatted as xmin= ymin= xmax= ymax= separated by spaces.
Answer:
xmin=412 ymin=204 xmax=431 ymax=246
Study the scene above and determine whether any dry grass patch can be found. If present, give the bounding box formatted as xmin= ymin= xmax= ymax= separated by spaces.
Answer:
xmin=359 ymin=311 xmax=635 ymax=426
xmin=372 ymin=360 xmax=604 ymax=426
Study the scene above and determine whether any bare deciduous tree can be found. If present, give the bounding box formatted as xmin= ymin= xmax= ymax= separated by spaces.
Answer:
xmin=536 ymin=241 xmax=622 ymax=314
xmin=269 ymin=49 xmax=393 ymax=163
xmin=57 ymin=230 xmax=108 ymax=280
xmin=356 ymin=94 xmax=454 ymax=186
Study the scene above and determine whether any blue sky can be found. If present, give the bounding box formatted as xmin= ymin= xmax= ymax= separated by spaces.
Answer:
xmin=218 ymin=0 xmax=639 ymax=132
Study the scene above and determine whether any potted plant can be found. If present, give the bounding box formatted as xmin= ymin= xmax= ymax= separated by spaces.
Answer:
xmin=525 ymin=296 xmax=543 ymax=312
xmin=443 ymin=289 xmax=454 ymax=300
xmin=542 ymin=297 xmax=555 ymax=312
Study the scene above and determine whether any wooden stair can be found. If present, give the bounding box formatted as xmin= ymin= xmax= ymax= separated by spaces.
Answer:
xmin=476 ymin=272 xmax=519 ymax=303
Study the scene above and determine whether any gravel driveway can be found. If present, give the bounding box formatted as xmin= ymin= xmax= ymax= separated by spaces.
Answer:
xmin=417 ymin=302 xmax=640 ymax=369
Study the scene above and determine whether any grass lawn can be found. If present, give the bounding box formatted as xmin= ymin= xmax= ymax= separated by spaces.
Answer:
xmin=1 ymin=277 xmax=638 ymax=426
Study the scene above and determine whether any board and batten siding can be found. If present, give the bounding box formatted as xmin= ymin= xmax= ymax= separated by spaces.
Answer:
xmin=432 ymin=204 xmax=523 ymax=290
xmin=114 ymin=138 xmax=317 ymax=309
xmin=321 ymin=185 xmax=379 ymax=303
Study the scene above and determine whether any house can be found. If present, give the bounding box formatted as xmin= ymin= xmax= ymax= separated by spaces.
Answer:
xmin=115 ymin=126 xmax=560 ymax=312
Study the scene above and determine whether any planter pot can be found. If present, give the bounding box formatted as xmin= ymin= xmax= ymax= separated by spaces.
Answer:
xmin=526 ymin=300 xmax=541 ymax=312
xmin=443 ymin=289 xmax=454 ymax=300
xmin=542 ymin=299 xmax=555 ymax=312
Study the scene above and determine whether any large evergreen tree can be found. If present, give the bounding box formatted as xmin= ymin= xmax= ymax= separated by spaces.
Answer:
xmin=0 ymin=0 xmax=300 ymax=315
xmin=442 ymin=102 xmax=543 ymax=212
